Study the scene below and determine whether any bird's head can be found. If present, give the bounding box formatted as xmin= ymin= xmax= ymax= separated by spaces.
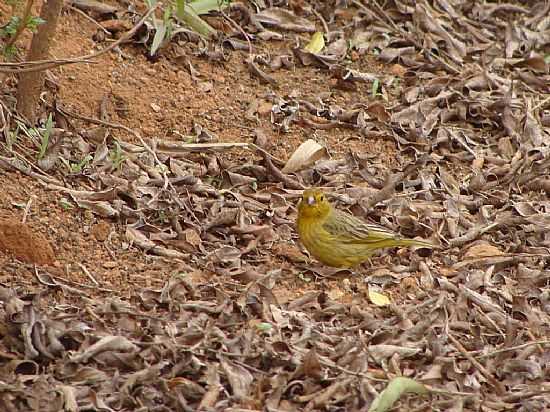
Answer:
xmin=298 ymin=188 xmax=331 ymax=219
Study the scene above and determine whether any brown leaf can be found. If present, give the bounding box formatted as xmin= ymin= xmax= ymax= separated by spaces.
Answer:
xmin=220 ymin=358 xmax=253 ymax=400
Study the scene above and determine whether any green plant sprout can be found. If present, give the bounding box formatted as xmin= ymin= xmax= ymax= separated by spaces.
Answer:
xmin=1 ymin=3 xmax=45 ymax=58
xmin=59 ymin=197 xmax=74 ymax=210
xmin=144 ymin=0 xmax=231 ymax=55
xmin=371 ymin=78 xmax=381 ymax=99
xmin=37 ymin=113 xmax=53 ymax=160
xmin=109 ymin=141 xmax=126 ymax=170
xmin=59 ymin=154 xmax=93 ymax=173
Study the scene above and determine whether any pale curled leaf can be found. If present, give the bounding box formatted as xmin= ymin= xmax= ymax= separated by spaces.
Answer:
xmin=254 ymin=7 xmax=316 ymax=33
xmin=74 ymin=199 xmax=119 ymax=217
xmin=70 ymin=336 xmax=138 ymax=363
xmin=282 ymin=139 xmax=328 ymax=173
xmin=368 ymin=377 xmax=429 ymax=412
xmin=126 ymin=227 xmax=188 ymax=259
xmin=187 ymin=0 xmax=230 ymax=15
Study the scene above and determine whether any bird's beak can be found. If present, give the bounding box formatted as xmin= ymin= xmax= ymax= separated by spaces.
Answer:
xmin=307 ymin=196 xmax=315 ymax=205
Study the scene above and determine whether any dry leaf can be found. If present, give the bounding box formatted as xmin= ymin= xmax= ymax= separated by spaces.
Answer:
xmin=368 ymin=288 xmax=391 ymax=307
xmin=282 ymin=139 xmax=328 ymax=173
xmin=464 ymin=242 xmax=503 ymax=259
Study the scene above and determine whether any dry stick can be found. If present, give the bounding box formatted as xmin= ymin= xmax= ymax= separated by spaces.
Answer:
xmin=475 ymin=340 xmax=550 ymax=360
xmin=449 ymin=221 xmax=501 ymax=247
xmin=69 ymin=0 xmax=118 ymax=15
xmin=68 ymin=5 xmax=111 ymax=34
xmin=0 ymin=57 xmax=94 ymax=73
xmin=0 ymin=3 xmax=159 ymax=74
xmin=532 ymin=95 xmax=550 ymax=111
xmin=311 ymin=8 xmax=329 ymax=40
xmin=525 ymin=329 xmax=546 ymax=356
xmin=219 ymin=9 xmax=252 ymax=56
xmin=451 ymin=253 xmax=549 ymax=270
xmin=77 ymin=263 xmax=99 ymax=286
xmin=53 ymin=270 xmax=115 ymax=293
xmin=34 ymin=266 xmax=92 ymax=297
xmin=426 ymin=387 xmax=475 ymax=398
xmin=21 ymin=194 xmax=36 ymax=224
xmin=447 ymin=333 xmax=506 ymax=396
xmin=502 ymin=389 xmax=550 ymax=403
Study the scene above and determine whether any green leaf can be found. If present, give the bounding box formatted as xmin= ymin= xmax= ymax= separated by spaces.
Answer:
xmin=26 ymin=16 xmax=46 ymax=32
xmin=368 ymin=377 xmax=429 ymax=412
xmin=70 ymin=155 xmax=93 ymax=173
xmin=38 ymin=114 xmax=53 ymax=160
xmin=175 ymin=3 xmax=216 ymax=37
xmin=371 ymin=78 xmax=380 ymax=98
xmin=150 ymin=19 xmax=168 ymax=55
xmin=4 ymin=16 xmax=21 ymax=36
xmin=109 ymin=141 xmax=126 ymax=170
xmin=304 ymin=32 xmax=325 ymax=54
xmin=255 ymin=322 xmax=272 ymax=332
xmin=3 ymin=44 xmax=17 ymax=59
xmin=60 ymin=197 xmax=74 ymax=210
xmin=187 ymin=0 xmax=231 ymax=15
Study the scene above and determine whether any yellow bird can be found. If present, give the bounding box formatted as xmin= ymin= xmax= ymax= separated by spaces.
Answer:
xmin=296 ymin=188 xmax=433 ymax=268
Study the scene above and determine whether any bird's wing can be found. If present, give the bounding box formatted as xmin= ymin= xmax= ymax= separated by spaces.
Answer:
xmin=322 ymin=210 xmax=399 ymax=244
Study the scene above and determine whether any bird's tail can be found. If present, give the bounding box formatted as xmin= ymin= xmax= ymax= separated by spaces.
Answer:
xmin=367 ymin=237 xmax=434 ymax=250
xmin=396 ymin=238 xmax=434 ymax=249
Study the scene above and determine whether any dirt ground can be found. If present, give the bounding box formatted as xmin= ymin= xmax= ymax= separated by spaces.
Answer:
xmin=1 ymin=1 xmax=549 ymax=411
xmin=1 ymin=0 xmax=400 ymax=301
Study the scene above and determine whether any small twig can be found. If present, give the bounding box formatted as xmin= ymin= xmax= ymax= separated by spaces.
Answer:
xmin=532 ymin=95 xmax=550 ymax=112
xmin=448 ymin=333 xmax=506 ymax=396
xmin=58 ymin=105 xmax=287 ymax=167
xmin=232 ymin=359 xmax=268 ymax=375
xmin=425 ymin=387 xmax=476 ymax=397
xmin=220 ymin=9 xmax=253 ymax=56
xmin=0 ymin=155 xmax=63 ymax=186
xmin=34 ymin=266 xmax=92 ymax=297
xmin=452 ymin=253 xmax=550 ymax=270
xmin=68 ymin=5 xmax=111 ymax=34
xmin=475 ymin=340 xmax=550 ymax=359
xmin=502 ymin=389 xmax=550 ymax=403
xmin=525 ymin=329 xmax=546 ymax=355
xmin=77 ymin=263 xmax=99 ymax=286
xmin=449 ymin=221 xmax=501 ymax=247
xmin=21 ymin=194 xmax=36 ymax=224
xmin=311 ymin=8 xmax=329 ymax=39
xmin=51 ymin=272 xmax=115 ymax=293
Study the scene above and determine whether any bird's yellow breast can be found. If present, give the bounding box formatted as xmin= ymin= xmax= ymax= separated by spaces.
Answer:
xmin=297 ymin=213 xmax=369 ymax=268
